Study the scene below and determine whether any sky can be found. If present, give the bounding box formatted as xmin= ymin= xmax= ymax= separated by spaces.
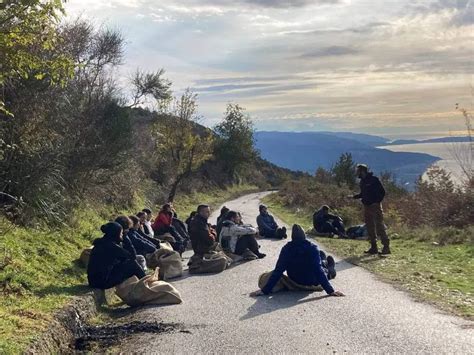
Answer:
xmin=65 ymin=0 xmax=473 ymax=139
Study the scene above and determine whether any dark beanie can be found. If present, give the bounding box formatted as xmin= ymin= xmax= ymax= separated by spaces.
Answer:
xmin=100 ymin=222 xmax=122 ymax=239
xmin=291 ymin=224 xmax=306 ymax=241
xmin=259 ymin=204 xmax=267 ymax=211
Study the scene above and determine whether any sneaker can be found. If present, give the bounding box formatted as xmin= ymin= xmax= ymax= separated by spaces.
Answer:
xmin=379 ymin=245 xmax=391 ymax=255
xmin=326 ymin=256 xmax=337 ymax=280
xmin=364 ymin=246 xmax=379 ymax=255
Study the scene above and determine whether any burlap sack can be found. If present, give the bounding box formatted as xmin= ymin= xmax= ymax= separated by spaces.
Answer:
xmin=115 ymin=268 xmax=182 ymax=307
xmin=188 ymin=251 xmax=231 ymax=274
xmin=79 ymin=246 xmax=93 ymax=268
xmin=145 ymin=243 xmax=183 ymax=280
xmin=258 ymin=271 xmax=324 ymax=293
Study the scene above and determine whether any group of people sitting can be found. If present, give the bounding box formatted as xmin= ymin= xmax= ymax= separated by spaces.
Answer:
xmin=86 ymin=202 xmax=343 ymax=302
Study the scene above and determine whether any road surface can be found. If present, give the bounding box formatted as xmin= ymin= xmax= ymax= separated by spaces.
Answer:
xmin=118 ymin=192 xmax=473 ymax=353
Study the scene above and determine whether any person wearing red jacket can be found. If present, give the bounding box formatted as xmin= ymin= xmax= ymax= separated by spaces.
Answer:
xmin=152 ymin=203 xmax=186 ymax=253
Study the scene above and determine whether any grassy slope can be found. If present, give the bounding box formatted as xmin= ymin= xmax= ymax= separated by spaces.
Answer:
xmin=0 ymin=184 xmax=258 ymax=354
xmin=262 ymin=194 xmax=474 ymax=320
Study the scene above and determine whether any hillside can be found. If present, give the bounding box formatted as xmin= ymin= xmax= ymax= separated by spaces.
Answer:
xmin=254 ymin=131 xmax=440 ymax=186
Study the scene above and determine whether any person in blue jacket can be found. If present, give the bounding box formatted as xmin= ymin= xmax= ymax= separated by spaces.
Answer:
xmin=128 ymin=215 xmax=158 ymax=256
xmin=251 ymin=224 xmax=344 ymax=297
xmin=256 ymin=204 xmax=286 ymax=239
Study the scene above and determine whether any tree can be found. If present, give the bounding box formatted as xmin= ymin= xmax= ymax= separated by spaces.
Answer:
xmin=314 ymin=166 xmax=333 ymax=184
xmin=129 ymin=69 xmax=172 ymax=109
xmin=452 ymin=104 xmax=473 ymax=188
xmin=0 ymin=0 xmax=74 ymax=115
xmin=331 ymin=153 xmax=356 ymax=188
xmin=152 ymin=89 xmax=214 ymax=202
xmin=214 ymin=103 xmax=257 ymax=177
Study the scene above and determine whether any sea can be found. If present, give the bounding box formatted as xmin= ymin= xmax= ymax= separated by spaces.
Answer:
xmin=379 ymin=142 xmax=471 ymax=186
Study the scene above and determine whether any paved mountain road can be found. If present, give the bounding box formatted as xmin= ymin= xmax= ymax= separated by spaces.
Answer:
xmin=119 ymin=192 xmax=473 ymax=354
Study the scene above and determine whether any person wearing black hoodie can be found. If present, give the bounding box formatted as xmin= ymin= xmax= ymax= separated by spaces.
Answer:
xmin=251 ymin=224 xmax=343 ymax=297
xmin=87 ymin=222 xmax=146 ymax=289
xmin=353 ymin=164 xmax=391 ymax=255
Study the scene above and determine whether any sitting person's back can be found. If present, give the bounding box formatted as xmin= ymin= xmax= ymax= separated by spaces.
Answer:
xmin=88 ymin=222 xmax=145 ymax=289
xmin=260 ymin=224 xmax=341 ymax=296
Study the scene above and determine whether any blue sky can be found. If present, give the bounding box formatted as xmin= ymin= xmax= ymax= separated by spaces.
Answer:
xmin=66 ymin=0 xmax=473 ymax=139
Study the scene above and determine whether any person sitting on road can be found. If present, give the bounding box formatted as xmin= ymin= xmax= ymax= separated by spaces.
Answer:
xmin=128 ymin=215 xmax=158 ymax=256
xmin=152 ymin=203 xmax=186 ymax=254
xmin=220 ymin=210 xmax=266 ymax=259
xmin=251 ymin=224 xmax=343 ymax=297
xmin=185 ymin=211 xmax=197 ymax=231
xmin=87 ymin=222 xmax=146 ymax=289
xmin=216 ymin=206 xmax=230 ymax=236
xmin=188 ymin=204 xmax=218 ymax=256
xmin=313 ymin=205 xmax=346 ymax=237
xmin=141 ymin=208 xmax=154 ymax=238
xmin=115 ymin=215 xmax=147 ymax=270
xmin=256 ymin=204 xmax=286 ymax=239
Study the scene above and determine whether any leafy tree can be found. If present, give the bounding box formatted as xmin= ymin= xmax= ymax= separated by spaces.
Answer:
xmin=331 ymin=152 xmax=356 ymax=188
xmin=0 ymin=0 xmax=74 ymax=115
xmin=214 ymin=103 xmax=257 ymax=177
xmin=153 ymin=89 xmax=214 ymax=202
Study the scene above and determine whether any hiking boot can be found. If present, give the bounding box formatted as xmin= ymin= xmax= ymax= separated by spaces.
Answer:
xmin=256 ymin=252 xmax=266 ymax=259
xmin=326 ymin=255 xmax=337 ymax=280
xmin=379 ymin=245 xmax=391 ymax=255
xmin=282 ymin=226 xmax=287 ymax=239
xmin=364 ymin=245 xmax=379 ymax=255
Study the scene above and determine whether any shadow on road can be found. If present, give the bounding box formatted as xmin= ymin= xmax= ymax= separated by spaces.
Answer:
xmin=240 ymin=292 xmax=330 ymax=321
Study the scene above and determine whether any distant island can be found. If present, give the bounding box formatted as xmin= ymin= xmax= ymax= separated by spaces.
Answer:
xmin=255 ymin=131 xmax=441 ymax=188
xmin=385 ymin=136 xmax=471 ymax=145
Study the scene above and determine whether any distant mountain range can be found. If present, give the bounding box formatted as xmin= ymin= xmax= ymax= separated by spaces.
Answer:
xmin=254 ymin=131 xmax=442 ymax=188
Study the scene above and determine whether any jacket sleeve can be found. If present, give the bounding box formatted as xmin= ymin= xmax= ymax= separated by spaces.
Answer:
xmin=373 ymin=177 xmax=386 ymax=202
xmin=233 ymin=224 xmax=257 ymax=236
xmin=269 ymin=215 xmax=278 ymax=229
xmin=262 ymin=247 xmax=289 ymax=294
xmin=312 ymin=246 xmax=334 ymax=294
xmin=257 ymin=215 xmax=272 ymax=232
xmin=133 ymin=232 xmax=156 ymax=254
xmin=122 ymin=235 xmax=137 ymax=258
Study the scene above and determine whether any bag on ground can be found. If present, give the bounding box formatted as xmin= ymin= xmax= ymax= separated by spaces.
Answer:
xmin=187 ymin=251 xmax=231 ymax=274
xmin=146 ymin=243 xmax=183 ymax=280
xmin=115 ymin=268 xmax=182 ymax=307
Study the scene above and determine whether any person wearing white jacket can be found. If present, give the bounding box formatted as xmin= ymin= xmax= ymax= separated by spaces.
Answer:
xmin=219 ymin=211 xmax=266 ymax=259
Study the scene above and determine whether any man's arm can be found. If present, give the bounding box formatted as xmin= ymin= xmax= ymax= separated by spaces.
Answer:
xmin=233 ymin=224 xmax=257 ymax=236
xmin=257 ymin=215 xmax=272 ymax=232
xmin=312 ymin=246 xmax=335 ymax=295
xmin=261 ymin=248 xmax=289 ymax=294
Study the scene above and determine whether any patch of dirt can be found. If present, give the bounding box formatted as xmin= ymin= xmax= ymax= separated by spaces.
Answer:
xmin=74 ymin=321 xmax=181 ymax=351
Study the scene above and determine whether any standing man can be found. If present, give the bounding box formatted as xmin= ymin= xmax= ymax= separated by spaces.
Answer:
xmin=353 ymin=164 xmax=391 ymax=255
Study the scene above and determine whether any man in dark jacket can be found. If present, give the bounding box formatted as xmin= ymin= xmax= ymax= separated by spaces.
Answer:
xmin=256 ymin=205 xmax=285 ymax=238
xmin=313 ymin=205 xmax=346 ymax=237
xmin=87 ymin=222 xmax=146 ymax=289
xmin=251 ymin=224 xmax=343 ymax=297
xmin=128 ymin=215 xmax=157 ymax=256
xmin=188 ymin=204 xmax=217 ymax=255
xmin=353 ymin=164 xmax=391 ymax=255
